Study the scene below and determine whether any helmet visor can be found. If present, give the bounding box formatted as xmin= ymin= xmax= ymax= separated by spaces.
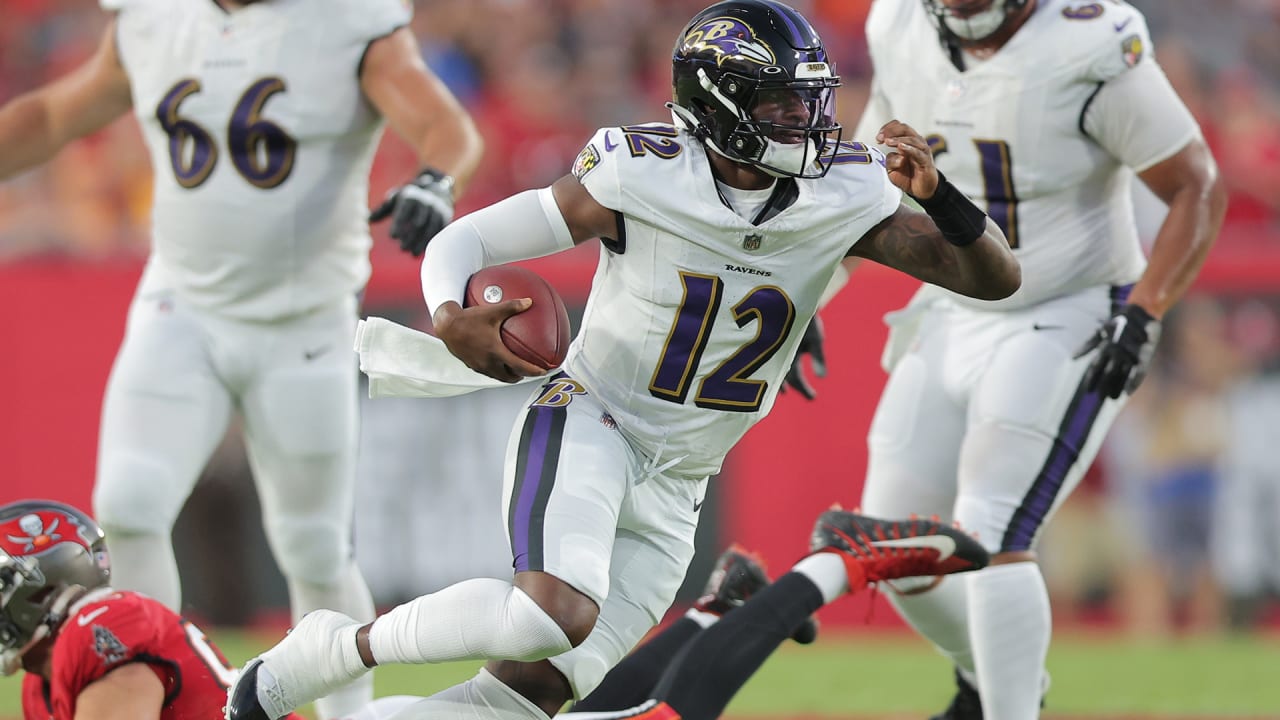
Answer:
xmin=739 ymin=78 xmax=841 ymax=178
xmin=749 ymin=81 xmax=838 ymax=143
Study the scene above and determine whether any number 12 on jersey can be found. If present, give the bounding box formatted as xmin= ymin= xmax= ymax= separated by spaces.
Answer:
xmin=649 ymin=271 xmax=797 ymax=413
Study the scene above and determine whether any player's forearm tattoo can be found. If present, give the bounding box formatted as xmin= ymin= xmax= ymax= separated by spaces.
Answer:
xmin=864 ymin=210 xmax=957 ymax=283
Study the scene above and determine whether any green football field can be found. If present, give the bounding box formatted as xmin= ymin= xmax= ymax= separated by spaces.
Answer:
xmin=2 ymin=629 xmax=1275 ymax=719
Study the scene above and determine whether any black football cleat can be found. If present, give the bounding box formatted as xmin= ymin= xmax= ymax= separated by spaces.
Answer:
xmin=225 ymin=659 xmax=273 ymax=720
xmin=929 ymin=668 xmax=983 ymax=720
xmin=809 ymin=509 xmax=989 ymax=584
xmin=693 ymin=544 xmax=820 ymax=644
xmin=927 ymin=668 xmax=1049 ymax=720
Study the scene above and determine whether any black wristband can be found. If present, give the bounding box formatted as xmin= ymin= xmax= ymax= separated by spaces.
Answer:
xmin=913 ymin=171 xmax=987 ymax=247
xmin=416 ymin=166 xmax=456 ymax=196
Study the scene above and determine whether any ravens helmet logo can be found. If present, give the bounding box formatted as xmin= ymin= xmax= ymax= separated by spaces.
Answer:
xmin=679 ymin=17 xmax=776 ymax=67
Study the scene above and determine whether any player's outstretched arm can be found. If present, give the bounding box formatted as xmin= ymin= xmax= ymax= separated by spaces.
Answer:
xmin=852 ymin=120 xmax=1020 ymax=301
xmin=73 ymin=662 xmax=164 ymax=720
xmin=854 ymin=207 xmax=1019 ymax=301
xmin=361 ymin=27 xmax=483 ymax=195
xmin=0 ymin=21 xmax=132 ymax=181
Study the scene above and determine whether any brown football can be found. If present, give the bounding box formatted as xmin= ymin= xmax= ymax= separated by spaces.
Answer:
xmin=464 ymin=265 xmax=571 ymax=370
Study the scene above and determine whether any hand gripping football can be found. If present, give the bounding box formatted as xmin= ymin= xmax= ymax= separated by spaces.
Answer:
xmin=464 ymin=265 xmax=571 ymax=370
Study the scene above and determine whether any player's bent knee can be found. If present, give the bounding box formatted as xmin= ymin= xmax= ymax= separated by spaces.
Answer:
xmin=266 ymin=515 xmax=351 ymax=585
xmin=514 ymin=571 xmax=600 ymax=647
xmin=94 ymin=454 xmax=188 ymax=534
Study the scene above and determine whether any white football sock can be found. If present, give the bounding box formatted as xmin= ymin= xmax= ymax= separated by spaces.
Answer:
xmin=369 ymin=578 xmax=572 ymax=665
xmin=968 ymin=563 xmax=1051 ymax=720
xmin=885 ymin=574 xmax=975 ymax=674
xmin=373 ymin=668 xmax=550 ymax=720
xmin=288 ymin=562 xmax=377 ymax=720
xmin=792 ymin=553 xmax=850 ymax=604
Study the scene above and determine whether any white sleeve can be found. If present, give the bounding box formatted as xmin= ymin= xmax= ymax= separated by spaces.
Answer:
xmin=420 ymin=188 xmax=574 ymax=316
xmin=1082 ymin=58 xmax=1201 ymax=172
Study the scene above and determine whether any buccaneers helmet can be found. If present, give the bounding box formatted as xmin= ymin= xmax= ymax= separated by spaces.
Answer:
xmin=0 ymin=500 xmax=110 ymax=674
xmin=670 ymin=0 xmax=842 ymax=179
xmin=922 ymin=0 xmax=1032 ymax=46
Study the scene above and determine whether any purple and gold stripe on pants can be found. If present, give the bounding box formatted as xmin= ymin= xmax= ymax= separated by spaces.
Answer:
xmin=509 ymin=402 xmax=568 ymax=573
xmin=1000 ymin=283 xmax=1133 ymax=551
xmin=1001 ymin=381 xmax=1104 ymax=552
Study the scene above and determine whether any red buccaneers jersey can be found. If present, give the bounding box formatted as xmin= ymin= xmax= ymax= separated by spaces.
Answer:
xmin=21 ymin=590 xmax=295 ymax=720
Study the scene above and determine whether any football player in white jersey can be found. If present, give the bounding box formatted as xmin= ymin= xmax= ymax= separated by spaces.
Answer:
xmin=839 ymin=1 xmax=1229 ymax=718
xmin=0 ymin=1 xmax=482 ymax=717
xmin=226 ymin=2 xmax=1019 ymax=720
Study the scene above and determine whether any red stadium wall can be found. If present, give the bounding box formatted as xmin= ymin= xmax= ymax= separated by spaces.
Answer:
xmin=2 ymin=236 xmax=1276 ymax=628
xmin=1 ymin=260 xmax=139 ymax=504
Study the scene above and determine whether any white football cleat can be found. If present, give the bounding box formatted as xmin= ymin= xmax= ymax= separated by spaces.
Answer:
xmin=225 ymin=610 xmax=367 ymax=720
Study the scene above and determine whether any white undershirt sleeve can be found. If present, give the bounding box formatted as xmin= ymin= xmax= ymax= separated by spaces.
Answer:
xmin=1082 ymin=59 xmax=1201 ymax=172
xmin=420 ymin=187 xmax=575 ymax=316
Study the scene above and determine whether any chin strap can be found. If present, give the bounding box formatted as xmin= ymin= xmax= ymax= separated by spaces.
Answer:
xmin=668 ymin=100 xmax=818 ymax=178
xmin=667 ymin=101 xmax=700 ymax=134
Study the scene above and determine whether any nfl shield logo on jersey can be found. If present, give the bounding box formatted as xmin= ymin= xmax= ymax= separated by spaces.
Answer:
xmin=743 ymin=233 xmax=763 ymax=251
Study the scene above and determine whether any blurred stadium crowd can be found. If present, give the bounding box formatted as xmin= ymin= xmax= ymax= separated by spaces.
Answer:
xmin=2 ymin=0 xmax=1279 ymax=635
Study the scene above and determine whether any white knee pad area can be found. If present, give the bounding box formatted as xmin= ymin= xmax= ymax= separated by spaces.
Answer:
xmin=369 ymin=579 xmax=572 ymax=665
xmin=267 ymin=514 xmax=354 ymax=585
xmin=93 ymin=453 xmax=189 ymax=534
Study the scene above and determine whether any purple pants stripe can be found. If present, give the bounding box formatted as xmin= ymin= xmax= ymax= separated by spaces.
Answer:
xmin=1000 ymin=284 xmax=1131 ymax=551
xmin=1001 ymin=380 xmax=1106 ymax=552
xmin=509 ymin=382 xmax=568 ymax=573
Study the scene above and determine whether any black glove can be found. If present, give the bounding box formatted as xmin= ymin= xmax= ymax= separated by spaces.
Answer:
xmin=783 ymin=316 xmax=827 ymax=400
xmin=1074 ymin=303 xmax=1161 ymax=399
xmin=369 ymin=168 xmax=455 ymax=257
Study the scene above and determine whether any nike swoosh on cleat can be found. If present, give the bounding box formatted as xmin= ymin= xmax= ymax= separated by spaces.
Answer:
xmin=77 ymin=607 xmax=108 ymax=626
xmin=869 ymin=535 xmax=956 ymax=561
